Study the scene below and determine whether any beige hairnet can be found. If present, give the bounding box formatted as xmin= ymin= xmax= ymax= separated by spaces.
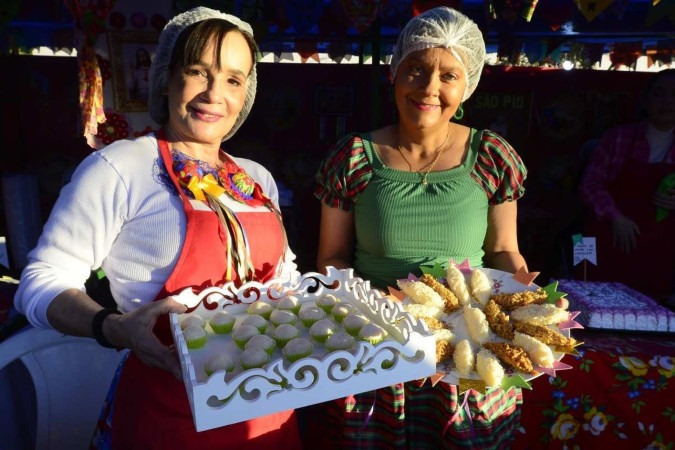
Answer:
xmin=148 ymin=6 xmax=257 ymax=141
xmin=390 ymin=6 xmax=486 ymax=102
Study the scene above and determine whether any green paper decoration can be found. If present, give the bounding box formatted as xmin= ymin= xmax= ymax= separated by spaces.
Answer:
xmin=502 ymin=374 xmax=532 ymax=390
xmin=420 ymin=262 xmax=446 ymax=279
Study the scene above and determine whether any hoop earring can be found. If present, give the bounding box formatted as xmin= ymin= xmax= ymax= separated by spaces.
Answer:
xmin=453 ymin=103 xmax=464 ymax=120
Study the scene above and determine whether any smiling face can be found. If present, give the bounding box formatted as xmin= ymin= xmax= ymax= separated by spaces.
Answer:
xmin=394 ymin=47 xmax=467 ymax=133
xmin=645 ymin=71 xmax=675 ymax=130
xmin=165 ymin=30 xmax=253 ymax=147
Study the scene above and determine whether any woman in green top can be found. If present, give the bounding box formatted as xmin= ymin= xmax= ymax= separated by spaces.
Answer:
xmin=308 ymin=6 xmax=528 ymax=450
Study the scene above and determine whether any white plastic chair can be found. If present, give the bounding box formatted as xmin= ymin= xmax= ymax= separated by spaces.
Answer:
xmin=0 ymin=326 xmax=127 ymax=450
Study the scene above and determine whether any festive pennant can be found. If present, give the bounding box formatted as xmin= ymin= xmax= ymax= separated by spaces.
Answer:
xmin=458 ymin=378 xmax=486 ymax=395
xmin=0 ymin=0 xmax=22 ymax=32
xmin=512 ymin=266 xmax=539 ymax=286
xmin=420 ymin=262 xmax=446 ymax=279
xmin=340 ymin=0 xmax=385 ymax=33
xmin=387 ymin=286 xmax=406 ymax=301
xmin=575 ymin=0 xmax=615 ymax=22
xmin=523 ymin=39 xmax=546 ymax=64
xmin=413 ymin=0 xmax=463 ymax=16
xmin=497 ymin=33 xmax=523 ymax=64
xmin=501 ymin=374 xmax=532 ymax=390
xmin=327 ymin=41 xmax=349 ymax=63
xmin=537 ymin=1 xmax=578 ymax=31
xmin=521 ymin=0 xmax=539 ymax=22
xmin=609 ymin=41 xmax=643 ymax=69
xmin=544 ymin=37 xmax=566 ymax=57
xmin=449 ymin=258 xmax=472 ymax=274
xmin=430 ymin=372 xmax=446 ymax=387
xmin=296 ymin=41 xmax=320 ymax=63
xmin=535 ymin=360 xmax=573 ymax=377
xmin=542 ymin=281 xmax=568 ymax=304
xmin=583 ymin=42 xmax=606 ymax=68
xmin=646 ymin=0 xmax=675 ymax=26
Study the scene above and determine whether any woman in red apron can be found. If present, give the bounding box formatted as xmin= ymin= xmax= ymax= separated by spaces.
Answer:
xmin=15 ymin=7 xmax=302 ymax=450
xmin=580 ymin=70 xmax=675 ymax=301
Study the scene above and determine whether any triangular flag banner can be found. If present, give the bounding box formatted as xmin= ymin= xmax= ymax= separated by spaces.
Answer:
xmin=583 ymin=42 xmax=606 ymax=67
xmin=521 ymin=0 xmax=540 ymax=22
xmin=523 ymin=39 xmax=546 ymax=63
xmin=609 ymin=41 xmax=643 ymax=69
xmin=340 ymin=0 xmax=385 ymax=33
xmin=575 ymin=0 xmax=616 ymax=22
xmin=652 ymin=39 xmax=675 ymax=66
xmin=544 ymin=37 xmax=567 ymax=57
xmin=646 ymin=0 xmax=675 ymax=26
xmin=413 ymin=0 xmax=464 ymax=16
xmin=296 ymin=41 xmax=319 ymax=63
xmin=537 ymin=1 xmax=578 ymax=31
xmin=327 ymin=41 xmax=348 ymax=63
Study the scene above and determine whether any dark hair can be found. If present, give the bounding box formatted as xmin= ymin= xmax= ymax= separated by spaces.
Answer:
xmin=639 ymin=69 xmax=675 ymax=119
xmin=168 ymin=18 xmax=259 ymax=75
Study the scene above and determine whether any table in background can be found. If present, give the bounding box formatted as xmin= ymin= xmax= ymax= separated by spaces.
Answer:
xmin=513 ymin=329 xmax=675 ymax=449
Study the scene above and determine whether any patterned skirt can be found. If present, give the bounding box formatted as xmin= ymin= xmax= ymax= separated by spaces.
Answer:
xmin=300 ymin=381 xmax=522 ymax=450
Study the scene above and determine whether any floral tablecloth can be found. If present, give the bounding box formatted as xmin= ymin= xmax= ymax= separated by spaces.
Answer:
xmin=513 ymin=329 xmax=675 ymax=450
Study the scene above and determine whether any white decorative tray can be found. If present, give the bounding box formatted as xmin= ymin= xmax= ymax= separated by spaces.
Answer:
xmin=169 ymin=267 xmax=436 ymax=432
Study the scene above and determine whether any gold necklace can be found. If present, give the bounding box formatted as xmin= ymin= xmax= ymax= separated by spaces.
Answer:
xmin=397 ymin=125 xmax=452 ymax=185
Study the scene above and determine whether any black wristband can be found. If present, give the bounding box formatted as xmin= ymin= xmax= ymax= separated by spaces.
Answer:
xmin=92 ymin=308 xmax=121 ymax=348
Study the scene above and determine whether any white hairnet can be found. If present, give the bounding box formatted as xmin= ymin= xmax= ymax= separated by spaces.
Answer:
xmin=148 ymin=6 xmax=257 ymax=141
xmin=390 ymin=6 xmax=486 ymax=102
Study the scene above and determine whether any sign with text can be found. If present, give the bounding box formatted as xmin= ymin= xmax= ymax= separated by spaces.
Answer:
xmin=464 ymin=92 xmax=533 ymax=150
xmin=573 ymin=236 xmax=597 ymax=266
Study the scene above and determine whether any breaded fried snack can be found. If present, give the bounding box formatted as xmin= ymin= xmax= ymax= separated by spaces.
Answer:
xmin=483 ymin=342 xmax=537 ymax=375
xmin=436 ymin=340 xmax=455 ymax=363
xmin=512 ymin=320 xmax=577 ymax=348
xmin=484 ymin=300 xmax=514 ymax=340
xmin=489 ymin=288 xmax=547 ymax=311
xmin=419 ymin=273 xmax=461 ymax=313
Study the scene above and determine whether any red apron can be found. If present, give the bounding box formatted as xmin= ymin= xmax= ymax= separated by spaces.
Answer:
xmin=110 ymin=134 xmax=301 ymax=449
xmin=582 ymin=156 xmax=675 ymax=300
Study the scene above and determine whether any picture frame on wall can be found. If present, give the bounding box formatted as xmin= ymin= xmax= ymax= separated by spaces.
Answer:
xmin=107 ymin=31 xmax=159 ymax=112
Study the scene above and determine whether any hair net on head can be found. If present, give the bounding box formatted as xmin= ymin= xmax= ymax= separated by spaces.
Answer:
xmin=148 ymin=6 xmax=257 ymax=141
xmin=389 ymin=6 xmax=486 ymax=102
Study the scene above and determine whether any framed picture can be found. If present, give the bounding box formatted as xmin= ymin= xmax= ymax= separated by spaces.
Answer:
xmin=107 ymin=31 xmax=159 ymax=112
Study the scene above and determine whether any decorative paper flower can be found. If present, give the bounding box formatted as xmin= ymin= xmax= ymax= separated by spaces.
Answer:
xmin=550 ymin=413 xmax=579 ymax=441
xmin=96 ymin=111 xmax=129 ymax=145
xmin=649 ymin=356 xmax=674 ymax=378
xmin=582 ymin=407 xmax=608 ymax=436
xmin=619 ymin=356 xmax=648 ymax=377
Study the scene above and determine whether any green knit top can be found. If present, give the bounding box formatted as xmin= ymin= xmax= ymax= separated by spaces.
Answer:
xmin=314 ymin=128 xmax=526 ymax=289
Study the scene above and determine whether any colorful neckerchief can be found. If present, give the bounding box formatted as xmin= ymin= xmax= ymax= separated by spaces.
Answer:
xmin=169 ymin=148 xmax=287 ymax=284
xmin=171 ymin=150 xmax=267 ymax=207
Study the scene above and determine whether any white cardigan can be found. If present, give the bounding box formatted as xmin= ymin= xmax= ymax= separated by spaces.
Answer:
xmin=15 ymin=134 xmax=296 ymax=329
